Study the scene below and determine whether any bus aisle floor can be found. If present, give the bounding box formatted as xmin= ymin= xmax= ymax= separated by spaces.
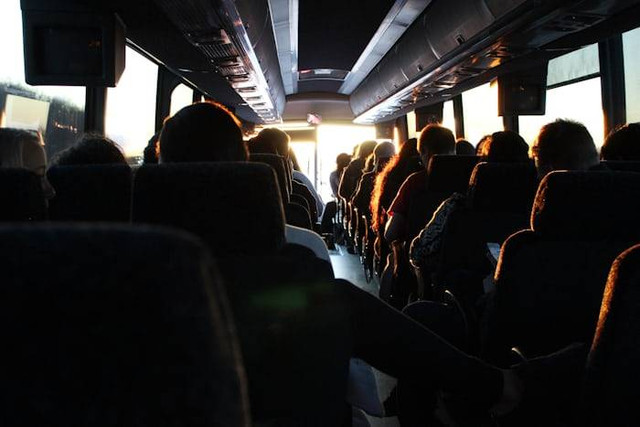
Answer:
xmin=331 ymin=244 xmax=400 ymax=427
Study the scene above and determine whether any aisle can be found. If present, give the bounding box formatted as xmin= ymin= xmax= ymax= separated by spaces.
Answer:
xmin=329 ymin=245 xmax=399 ymax=427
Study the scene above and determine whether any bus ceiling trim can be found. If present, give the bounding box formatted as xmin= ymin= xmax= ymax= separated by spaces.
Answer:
xmin=268 ymin=0 xmax=299 ymax=95
xmin=353 ymin=0 xmax=632 ymax=124
xmin=339 ymin=0 xmax=431 ymax=96
xmin=155 ymin=0 xmax=285 ymax=124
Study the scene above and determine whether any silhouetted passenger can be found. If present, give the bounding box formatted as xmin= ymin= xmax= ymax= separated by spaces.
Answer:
xmin=481 ymin=131 xmax=530 ymax=163
xmin=600 ymin=122 xmax=640 ymax=161
xmin=159 ymin=102 xmax=248 ymax=163
xmin=411 ymin=129 xmax=530 ymax=268
xmin=351 ymin=142 xmax=396 ymax=220
xmin=456 ymin=139 xmax=475 ymax=155
xmin=0 ymin=128 xmax=55 ymax=199
xmin=476 ymin=134 xmax=492 ymax=156
xmin=385 ymin=124 xmax=455 ymax=243
xmin=330 ymin=153 xmax=351 ymax=198
xmin=50 ymin=134 xmax=128 ymax=166
xmin=143 ymin=131 xmax=160 ymax=164
xmin=252 ymin=127 xmax=324 ymax=219
xmin=338 ymin=140 xmax=377 ymax=202
xmin=532 ymin=119 xmax=599 ymax=178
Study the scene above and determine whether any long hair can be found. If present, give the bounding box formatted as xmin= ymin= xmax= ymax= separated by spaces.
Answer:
xmin=370 ymin=138 xmax=419 ymax=232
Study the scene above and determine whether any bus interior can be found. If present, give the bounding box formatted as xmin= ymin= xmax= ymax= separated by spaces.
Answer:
xmin=2 ymin=0 xmax=640 ymax=425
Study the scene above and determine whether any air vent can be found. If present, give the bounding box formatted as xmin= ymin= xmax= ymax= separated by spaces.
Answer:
xmin=186 ymin=29 xmax=231 ymax=46
xmin=544 ymin=13 xmax=603 ymax=32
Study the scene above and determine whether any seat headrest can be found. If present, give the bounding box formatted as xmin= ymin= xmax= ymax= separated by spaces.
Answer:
xmin=426 ymin=155 xmax=479 ymax=193
xmin=468 ymin=162 xmax=538 ymax=213
xmin=0 ymin=224 xmax=248 ymax=426
xmin=600 ymin=160 xmax=640 ymax=173
xmin=531 ymin=171 xmax=640 ymax=240
xmin=46 ymin=164 xmax=132 ymax=221
xmin=132 ymin=162 xmax=286 ymax=256
xmin=0 ymin=168 xmax=46 ymax=221
xmin=250 ymin=153 xmax=289 ymax=201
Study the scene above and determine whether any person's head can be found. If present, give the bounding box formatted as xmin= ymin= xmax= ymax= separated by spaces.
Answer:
xmin=601 ymin=123 xmax=640 ymax=161
xmin=417 ymin=124 xmax=455 ymax=167
xmin=335 ymin=153 xmax=351 ymax=172
xmin=51 ymin=134 xmax=127 ymax=167
xmin=143 ymin=131 xmax=160 ymax=164
xmin=455 ymin=139 xmax=475 ymax=156
xmin=476 ymin=135 xmax=492 ymax=156
xmin=373 ymin=141 xmax=396 ymax=171
xmin=159 ymin=101 xmax=247 ymax=163
xmin=363 ymin=153 xmax=375 ymax=173
xmin=0 ymin=128 xmax=54 ymax=198
xmin=481 ymin=131 xmax=530 ymax=163
xmin=357 ymin=140 xmax=378 ymax=160
xmin=252 ymin=128 xmax=290 ymax=157
xmin=398 ymin=137 xmax=418 ymax=160
xmin=532 ymin=119 xmax=599 ymax=178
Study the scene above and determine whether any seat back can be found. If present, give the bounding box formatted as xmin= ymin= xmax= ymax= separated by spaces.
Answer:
xmin=132 ymin=162 xmax=286 ymax=256
xmin=250 ymin=153 xmax=290 ymax=202
xmin=0 ymin=225 xmax=249 ymax=426
xmin=406 ymin=155 xmax=479 ymax=241
xmin=0 ymin=168 xmax=46 ymax=221
xmin=600 ymin=160 xmax=640 ymax=172
xmin=482 ymin=171 xmax=640 ymax=366
xmin=581 ymin=244 xmax=640 ymax=426
xmin=47 ymin=164 xmax=132 ymax=222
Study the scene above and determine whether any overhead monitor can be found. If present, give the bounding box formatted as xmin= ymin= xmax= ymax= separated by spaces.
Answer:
xmin=23 ymin=10 xmax=126 ymax=87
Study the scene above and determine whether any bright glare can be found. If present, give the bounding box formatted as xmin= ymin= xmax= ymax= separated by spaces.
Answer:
xmin=462 ymin=81 xmax=504 ymax=146
xmin=442 ymin=100 xmax=456 ymax=136
xmin=170 ymin=83 xmax=194 ymax=116
xmin=0 ymin=0 xmax=85 ymax=108
xmin=519 ymin=77 xmax=604 ymax=149
xmin=105 ymin=47 xmax=158 ymax=157
xmin=307 ymin=124 xmax=377 ymax=201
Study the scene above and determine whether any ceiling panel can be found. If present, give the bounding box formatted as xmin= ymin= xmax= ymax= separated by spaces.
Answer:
xmin=298 ymin=0 xmax=393 ymax=71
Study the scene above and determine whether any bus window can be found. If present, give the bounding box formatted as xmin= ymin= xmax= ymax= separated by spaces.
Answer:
xmin=0 ymin=0 xmax=85 ymax=159
xmin=520 ymin=44 xmax=603 ymax=148
xmin=623 ymin=27 xmax=640 ymax=123
xmin=462 ymin=82 xmax=503 ymax=146
xmin=316 ymin=124 xmax=376 ymax=201
xmin=105 ymin=47 xmax=158 ymax=160
xmin=442 ymin=99 xmax=455 ymax=135
xmin=170 ymin=83 xmax=194 ymax=117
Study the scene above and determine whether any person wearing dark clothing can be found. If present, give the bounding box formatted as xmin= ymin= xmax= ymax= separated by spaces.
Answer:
xmin=338 ymin=140 xmax=377 ymax=202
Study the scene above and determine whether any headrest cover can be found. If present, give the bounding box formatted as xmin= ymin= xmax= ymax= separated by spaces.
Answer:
xmin=133 ymin=162 xmax=286 ymax=256
xmin=0 ymin=168 xmax=46 ymax=221
xmin=47 ymin=164 xmax=132 ymax=221
xmin=468 ymin=162 xmax=538 ymax=213
xmin=250 ymin=153 xmax=289 ymax=201
xmin=0 ymin=224 xmax=249 ymax=426
xmin=532 ymin=171 xmax=640 ymax=240
xmin=427 ymin=155 xmax=479 ymax=193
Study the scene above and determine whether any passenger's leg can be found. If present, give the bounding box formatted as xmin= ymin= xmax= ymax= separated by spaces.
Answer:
xmin=337 ymin=279 xmax=503 ymax=410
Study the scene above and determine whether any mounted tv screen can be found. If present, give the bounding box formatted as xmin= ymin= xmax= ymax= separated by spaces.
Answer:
xmin=23 ymin=11 xmax=125 ymax=87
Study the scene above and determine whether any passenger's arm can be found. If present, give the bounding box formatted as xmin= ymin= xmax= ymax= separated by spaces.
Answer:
xmin=384 ymin=212 xmax=405 ymax=243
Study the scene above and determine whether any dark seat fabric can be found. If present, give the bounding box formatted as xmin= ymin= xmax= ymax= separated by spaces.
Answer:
xmin=431 ymin=163 xmax=538 ymax=301
xmin=482 ymin=171 xmax=640 ymax=366
xmin=250 ymin=153 xmax=289 ymax=202
xmin=467 ymin=161 xmax=538 ymax=214
xmin=0 ymin=168 xmax=46 ymax=221
xmin=47 ymin=164 xmax=132 ymax=222
xmin=600 ymin=160 xmax=640 ymax=172
xmin=219 ymin=253 xmax=349 ymax=426
xmin=581 ymin=244 xmax=640 ymax=427
xmin=285 ymin=202 xmax=313 ymax=229
xmin=406 ymin=155 xmax=479 ymax=242
xmin=0 ymin=225 xmax=249 ymax=426
xmin=132 ymin=162 xmax=286 ymax=256
xmin=293 ymin=179 xmax=318 ymax=221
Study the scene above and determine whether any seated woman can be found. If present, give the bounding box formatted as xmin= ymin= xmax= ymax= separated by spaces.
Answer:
xmin=50 ymin=134 xmax=128 ymax=166
xmin=0 ymin=127 xmax=55 ymax=199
